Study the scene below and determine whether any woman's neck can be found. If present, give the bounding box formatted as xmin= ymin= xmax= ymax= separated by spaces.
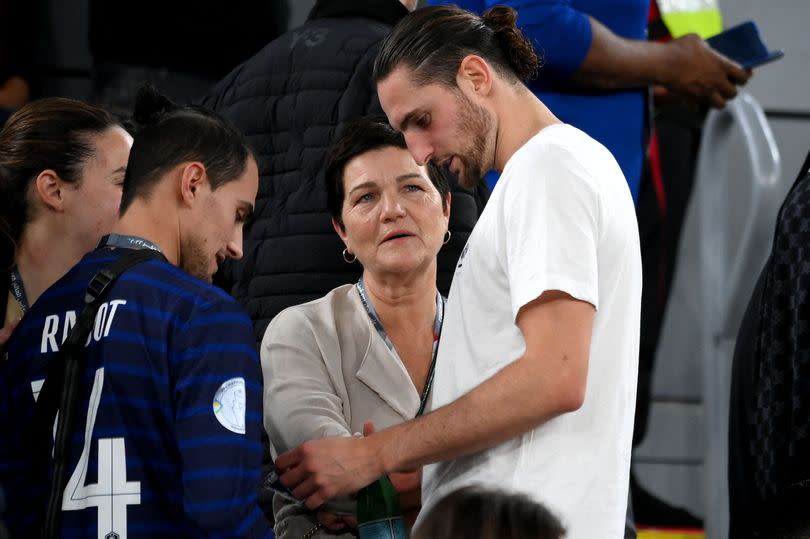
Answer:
xmin=361 ymin=265 xmax=438 ymax=333
xmin=16 ymin=222 xmax=88 ymax=306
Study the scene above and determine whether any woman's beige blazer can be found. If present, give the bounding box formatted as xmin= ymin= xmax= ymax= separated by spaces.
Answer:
xmin=261 ymin=284 xmax=422 ymax=538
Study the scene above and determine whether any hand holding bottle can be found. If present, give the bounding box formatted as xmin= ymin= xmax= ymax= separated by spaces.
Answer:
xmin=275 ymin=429 xmax=384 ymax=510
xmin=359 ymin=422 xmax=422 ymax=528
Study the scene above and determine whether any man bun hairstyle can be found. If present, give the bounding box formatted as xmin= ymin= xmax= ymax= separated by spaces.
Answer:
xmin=481 ymin=6 xmax=539 ymax=82
xmin=374 ymin=5 xmax=539 ymax=88
xmin=119 ymin=84 xmax=254 ymax=214
xmin=131 ymin=84 xmax=177 ymax=126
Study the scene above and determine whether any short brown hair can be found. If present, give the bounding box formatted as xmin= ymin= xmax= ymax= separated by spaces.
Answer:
xmin=325 ymin=116 xmax=450 ymax=228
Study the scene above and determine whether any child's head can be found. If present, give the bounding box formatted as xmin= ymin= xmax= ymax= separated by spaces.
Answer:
xmin=413 ymin=485 xmax=566 ymax=539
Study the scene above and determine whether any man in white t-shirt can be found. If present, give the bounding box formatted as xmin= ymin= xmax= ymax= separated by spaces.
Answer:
xmin=274 ymin=5 xmax=641 ymax=538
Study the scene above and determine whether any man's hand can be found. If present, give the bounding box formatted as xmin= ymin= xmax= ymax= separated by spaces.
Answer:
xmin=574 ymin=17 xmax=752 ymax=107
xmin=663 ymin=33 xmax=751 ymax=108
xmin=275 ymin=423 xmax=386 ymax=510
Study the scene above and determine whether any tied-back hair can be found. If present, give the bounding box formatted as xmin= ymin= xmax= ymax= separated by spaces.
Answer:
xmin=0 ymin=97 xmax=121 ymax=271
xmin=119 ymin=84 xmax=254 ymax=214
xmin=373 ymin=5 xmax=539 ymax=88
xmin=324 ymin=116 xmax=451 ymax=228
xmin=412 ymin=486 xmax=566 ymax=539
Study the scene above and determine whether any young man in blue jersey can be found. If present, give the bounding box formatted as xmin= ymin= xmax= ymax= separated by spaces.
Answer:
xmin=1 ymin=87 xmax=273 ymax=538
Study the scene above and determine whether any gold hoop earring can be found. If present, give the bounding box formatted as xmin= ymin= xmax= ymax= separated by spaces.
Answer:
xmin=342 ymin=248 xmax=357 ymax=263
xmin=443 ymin=230 xmax=452 ymax=245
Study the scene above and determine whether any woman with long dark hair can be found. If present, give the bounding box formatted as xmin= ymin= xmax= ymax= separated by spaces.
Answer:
xmin=0 ymin=98 xmax=132 ymax=327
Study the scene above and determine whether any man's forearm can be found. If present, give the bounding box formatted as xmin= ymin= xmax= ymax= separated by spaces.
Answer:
xmin=373 ymin=348 xmax=585 ymax=473
xmin=569 ymin=16 xmax=671 ymax=90
xmin=274 ymin=297 xmax=593 ymax=509
xmin=568 ymin=16 xmax=749 ymax=107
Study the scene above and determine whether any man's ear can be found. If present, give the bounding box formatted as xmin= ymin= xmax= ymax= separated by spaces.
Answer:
xmin=457 ymin=55 xmax=493 ymax=97
xmin=179 ymin=162 xmax=207 ymax=207
xmin=34 ymin=170 xmax=66 ymax=212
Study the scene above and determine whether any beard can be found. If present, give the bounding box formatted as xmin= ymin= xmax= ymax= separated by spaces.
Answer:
xmin=179 ymin=232 xmax=213 ymax=283
xmin=452 ymin=93 xmax=495 ymax=188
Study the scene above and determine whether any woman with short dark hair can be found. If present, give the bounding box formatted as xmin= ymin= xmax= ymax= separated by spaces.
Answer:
xmin=261 ymin=117 xmax=451 ymax=538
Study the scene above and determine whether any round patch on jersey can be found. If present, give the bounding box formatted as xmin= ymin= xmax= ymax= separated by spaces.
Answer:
xmin=213 ymin=377 xmax=246 ymax=434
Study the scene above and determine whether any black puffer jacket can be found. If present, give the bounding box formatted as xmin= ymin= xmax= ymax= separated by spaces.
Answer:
xmin=203 ymin=0 xmax=486 ymax=344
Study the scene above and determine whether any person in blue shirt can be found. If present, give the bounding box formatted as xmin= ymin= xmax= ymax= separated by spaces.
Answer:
xmin=1 ymin=86 xmax=273 ymax=538
xmin=427 ymin=0 xmax=750 ymax=202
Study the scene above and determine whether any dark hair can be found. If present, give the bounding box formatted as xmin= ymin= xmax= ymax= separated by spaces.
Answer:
xmin=413 ymin=486 xmax=566 ymax=539
xmin=374 ymin=5 xmax=539 ymax=88
xmin=119 ymin=85 xmax=254 ymax=214
xmin=325 ymin=116 xmax=450 ymax=227
xmin=0 ymin=97 xmax=122 ymax=268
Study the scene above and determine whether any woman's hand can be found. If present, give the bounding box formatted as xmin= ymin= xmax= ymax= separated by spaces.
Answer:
xmin=390 ymin=468 xmax=421 ymax=528
xmin=317 ymin=511 xmax=358 ymax=532
xmin=313 ymin=471 xmax=421 ymax=532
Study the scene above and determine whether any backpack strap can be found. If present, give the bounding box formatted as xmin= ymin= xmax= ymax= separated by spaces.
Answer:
xmin=25 ymin=248 xmax=165 ymax=538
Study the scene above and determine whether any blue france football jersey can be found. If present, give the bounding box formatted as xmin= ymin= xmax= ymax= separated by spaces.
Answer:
xmin=1 ymin=248 xmax=273 ymax=538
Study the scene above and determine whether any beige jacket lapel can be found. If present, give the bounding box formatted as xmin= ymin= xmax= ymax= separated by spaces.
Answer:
xmin=351 ymin=292 xmax=421 ymax=422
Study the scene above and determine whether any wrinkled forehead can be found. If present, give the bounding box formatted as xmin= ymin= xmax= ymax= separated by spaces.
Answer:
xmin=343 ymin=145 xmax=425 ymax=188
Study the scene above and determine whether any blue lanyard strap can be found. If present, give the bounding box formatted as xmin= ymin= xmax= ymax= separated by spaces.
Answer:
xmin=9 ymin=266 xmax=28 ymax=313
xmin=355 ymin=277 xmax=444 ymax=417
xmin=97 ymin=233 xmax=163 ymax=254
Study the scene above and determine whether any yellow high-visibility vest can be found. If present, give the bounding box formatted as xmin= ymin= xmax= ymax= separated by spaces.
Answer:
xmin=657 ymin=0 xmax=723 ymax=38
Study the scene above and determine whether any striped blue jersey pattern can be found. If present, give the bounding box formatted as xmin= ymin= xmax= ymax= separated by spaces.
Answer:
xmin=1 ymin=248 xmax=273 ymax=538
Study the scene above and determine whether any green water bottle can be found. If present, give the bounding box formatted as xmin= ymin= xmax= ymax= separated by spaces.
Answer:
xmin=357 ymin=475 xmax=407 ymax=539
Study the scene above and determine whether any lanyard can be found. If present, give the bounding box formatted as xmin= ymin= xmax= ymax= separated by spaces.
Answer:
xmin=355 ymin=277 xmax=444 ymax=417
xmin=9 ymin=266 xmax=29 ymax=313
xmin=97 ymin=233 xmax=163 ymax=254
xmin=8 ymin=235 xmax=163 ymax=314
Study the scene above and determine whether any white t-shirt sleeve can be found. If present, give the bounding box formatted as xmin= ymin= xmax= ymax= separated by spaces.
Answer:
xmin=502 ymin=142 xmax=601 ymax=320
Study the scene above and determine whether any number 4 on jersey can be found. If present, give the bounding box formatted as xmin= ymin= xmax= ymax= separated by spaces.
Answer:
xmin=34 ymin=368 xmax=141 ymax=539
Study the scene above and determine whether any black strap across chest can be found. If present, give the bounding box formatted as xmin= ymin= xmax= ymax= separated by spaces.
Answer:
xmin=23 ymin=248 xmax=166 ymax=538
